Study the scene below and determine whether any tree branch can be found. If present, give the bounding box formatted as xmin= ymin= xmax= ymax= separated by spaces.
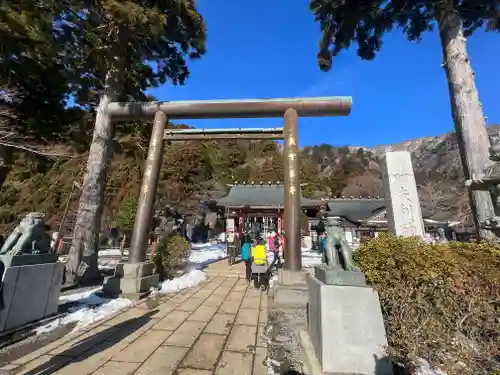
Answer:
xmin=0 ymin=140 xmax=87 ymax=158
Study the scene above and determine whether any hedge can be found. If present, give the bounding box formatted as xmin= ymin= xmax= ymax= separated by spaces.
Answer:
xmin=354 ymin=234 xmax=500 ymax=375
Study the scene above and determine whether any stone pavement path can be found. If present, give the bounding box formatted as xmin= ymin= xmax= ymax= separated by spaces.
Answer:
xmin=3 ymin=275 xmax=268 ymax=375
xmin=204 ymin=259 xmax=246 ymax=279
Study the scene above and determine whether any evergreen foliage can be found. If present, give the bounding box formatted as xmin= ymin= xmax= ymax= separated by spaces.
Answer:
xmin=310 ymin=0 xmax=499 ymax=71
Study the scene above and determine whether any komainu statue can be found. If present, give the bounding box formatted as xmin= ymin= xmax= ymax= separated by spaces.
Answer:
xmin=0 ymin=212 xmax=51 ymax=256
xmin=323 ymin=217 xmax=360 ymax=272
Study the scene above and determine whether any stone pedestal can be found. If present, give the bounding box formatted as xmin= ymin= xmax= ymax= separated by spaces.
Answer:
xmin=0 ymin=261 xmax=64 ymax=331
xmin=315 ymin=265 xmax=366 ymax=287
xmin=272 ymin=269 xmax=309 ymax=305
xmin=308 ymin=274 xmax=393 ymax=375
xmin=102 ymin=262 xmax=159 ymax=300
xmin=0 ymin=253 xmax=57 ymax=267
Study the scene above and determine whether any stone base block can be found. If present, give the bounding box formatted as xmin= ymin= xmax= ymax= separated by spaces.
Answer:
xmin=273 ymin=270 xmax=308 ymax=306
xmin=314 ymin=266 xmax=366 ymax=286
xmin=278 ymin=269 xmax=307 ymax=286
xmin=0 ymin=262 xmax=64 ymax=331
xmin=114 ymin=262 xmax=154 ymax=279
xmin=102 ymin=262 xmax=159 ymax=300
xmin=308 ymin=275 xmax=393 ymax=375
xmin=273 ymin=284 xmax=309 ymax=306
xmin=0 ymin=253 xmax=57 ymax=268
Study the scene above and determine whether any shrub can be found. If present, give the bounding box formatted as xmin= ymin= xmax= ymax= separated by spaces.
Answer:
xmin=151 ymin=233 xmax=190 ymax=281
xmin=353 ymin=234 xmax=500 ymax=375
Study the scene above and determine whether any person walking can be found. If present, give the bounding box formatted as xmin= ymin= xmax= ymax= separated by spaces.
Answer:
xmin=241 ymin=235 xmax=252 ymax=282
xmin=251 ymin=237 xmax=268 ymax=287
xmin=280 ymin=231 xmax=286 ymax=263
xmin=272 ymin=232 xmax=282 ymax=268
xmin=227 ymin=231 xmax=236 ymax=265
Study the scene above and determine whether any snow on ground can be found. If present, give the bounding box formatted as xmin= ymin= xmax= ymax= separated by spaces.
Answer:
xmin=36 ymin=289 xmax=134 ymax=335
xmin=98 ymin=248 xmax=129 ymax=257
xmin=188 ymin=242 xmax=227 ymax=269
xmin=159 ymin=269 xmax=206 ymax=293
xmin=301 ymin=247 xmax=322 ymax=268
xmin=35 ymin=269 xmax=206 ymax=335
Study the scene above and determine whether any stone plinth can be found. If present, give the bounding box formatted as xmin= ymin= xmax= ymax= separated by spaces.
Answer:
xmin=0 ymin=261 xmax=64 ymax=331
xmin=314 ymin=265 xmax=366 ymax=286
xmin=102 ymin=261 xmax=159 ymax=300
xmin=0 ymin=253 xmax=57 ymax=268
xmin=381 ymin=151 xmax=424 ymax=237
xmin=273 ymin=269 xmax=309 ymax=306
xmin=308 ymin=275 xmax=393 ymax=375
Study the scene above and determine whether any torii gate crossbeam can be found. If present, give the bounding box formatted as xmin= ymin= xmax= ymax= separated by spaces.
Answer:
xmin=107 ymin=96 xmax=352 ymax=273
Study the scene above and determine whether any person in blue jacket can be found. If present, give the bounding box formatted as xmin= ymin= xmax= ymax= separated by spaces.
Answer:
xmin=241 ymin=234 xmax=252 ymax=282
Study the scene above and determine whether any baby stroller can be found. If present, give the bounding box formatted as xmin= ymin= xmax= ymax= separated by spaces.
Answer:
xmin=250 ymin=239 xmax=271 ymax=291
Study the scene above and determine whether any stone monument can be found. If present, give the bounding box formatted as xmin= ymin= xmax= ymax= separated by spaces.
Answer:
xmin=308 ymin=217 xmax=393 ymax=375
xmin=0 ymin=213 xmax=64 ymax=331
xmin=465 ymin=135 xmax=500 ymax=238
xmin=381 ymin=151 xmax=424 ymax=237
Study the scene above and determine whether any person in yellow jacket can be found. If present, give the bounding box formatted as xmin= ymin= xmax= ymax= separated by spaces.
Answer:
xmin=251 ymin=238 xmax=267 ymax=266
xmin=250 ymin=237 xmax=268 ymax=289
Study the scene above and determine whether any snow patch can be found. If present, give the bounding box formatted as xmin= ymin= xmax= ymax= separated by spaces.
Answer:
xmin=188 ymin=242 xmax=227 ymax=269
xmin=98 ymin=248 xmax=128 ymax=257
xmin=36 ymin=267 xmax=207 ymax=336
xmin=190 ymin=242 xmax=226 ymax=250
xmin=36 ymin=296 xmax=133 ymax=335
xmin=301 ymin=247 xmax=322 ymax=268
xmin=160 ymin=269 xmax=206 ymax=294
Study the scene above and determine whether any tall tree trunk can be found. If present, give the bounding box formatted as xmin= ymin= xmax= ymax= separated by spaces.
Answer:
xmin=436 ymin=3 xmax=496 ymax=240
xmin=65 ymin=69 xmax=120 ymax=285
xmin=0 ymin=146 xmax=12 ymax=190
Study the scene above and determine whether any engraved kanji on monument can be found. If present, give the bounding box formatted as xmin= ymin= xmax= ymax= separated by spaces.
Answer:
xmin=381 ymin=151 xmax=424 ymax=237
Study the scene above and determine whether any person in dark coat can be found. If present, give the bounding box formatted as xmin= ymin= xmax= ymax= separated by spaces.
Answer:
xmin=314 ymin=219 xmax=325 ymax=250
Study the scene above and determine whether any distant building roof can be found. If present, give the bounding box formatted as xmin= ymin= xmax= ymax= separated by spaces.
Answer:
xmin=326 ymin=198 xmax=386 ymax=223
xmin=325 ymin=198 xmax=460 ymax=226
xmin=215 ymin=184 xmax=322 ymax=209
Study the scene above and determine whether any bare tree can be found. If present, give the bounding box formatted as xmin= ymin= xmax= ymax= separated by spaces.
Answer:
xmin=418 ymin=180 xmax=471 ymax=224
xmin=341 ymin=172 xmax=383 ymax=197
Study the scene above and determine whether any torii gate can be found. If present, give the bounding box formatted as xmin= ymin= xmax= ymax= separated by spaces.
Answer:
xmin=103 ymin=97 xmax=352 ymax=297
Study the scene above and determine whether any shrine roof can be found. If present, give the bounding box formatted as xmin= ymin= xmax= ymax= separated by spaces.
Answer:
xmin=215 ymin=184 xmax=323 ymax=209
xmin=326 ymin=198 xmax=386 ymax=222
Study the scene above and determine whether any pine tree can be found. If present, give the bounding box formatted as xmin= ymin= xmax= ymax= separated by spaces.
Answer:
xmin=310 ymin=0 xmax=499 ymax=239
xmin=63 ymin=0 xmax=207 ymax=284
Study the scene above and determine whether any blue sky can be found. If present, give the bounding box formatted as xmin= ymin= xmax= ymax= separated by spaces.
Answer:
xmin=148 ymin=0 xmax=499 ymax=148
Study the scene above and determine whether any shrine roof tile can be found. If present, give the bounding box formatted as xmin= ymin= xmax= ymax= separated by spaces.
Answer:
xmin=215 ymin=184 xmax=322 ymax=208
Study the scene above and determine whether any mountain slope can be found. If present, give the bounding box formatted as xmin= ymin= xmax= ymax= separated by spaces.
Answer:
xmin=1 ymin=125 xmax=497 ymax=232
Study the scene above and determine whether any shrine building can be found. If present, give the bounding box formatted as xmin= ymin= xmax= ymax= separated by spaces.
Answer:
xmin=213 ymin=182 xmax=324 ymax=237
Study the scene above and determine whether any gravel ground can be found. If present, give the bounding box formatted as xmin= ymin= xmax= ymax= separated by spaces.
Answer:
xmin=267 ymin=300 xmax=308 ymax=375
